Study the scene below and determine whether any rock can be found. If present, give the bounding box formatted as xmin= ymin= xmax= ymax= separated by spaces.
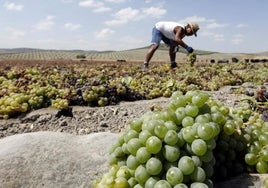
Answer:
xmin=0 ymin=131 xmax=119 ymax=188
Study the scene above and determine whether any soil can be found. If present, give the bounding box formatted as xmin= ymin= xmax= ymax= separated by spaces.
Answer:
xmin=0 ymin=87 xmax=249 ymax=139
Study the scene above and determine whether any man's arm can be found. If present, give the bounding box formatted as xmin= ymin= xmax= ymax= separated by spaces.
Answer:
xmin=174 ymin=26 xmax=194 ymax=53
xmin=173 ymin=26 xmax=187 ymax=48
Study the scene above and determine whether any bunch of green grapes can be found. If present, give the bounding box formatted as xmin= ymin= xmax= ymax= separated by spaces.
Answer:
xmin=82 ymin=90 xmax=99 ymax=104
xmin=51 ymin=98 xmax=69 ymax=110
xmin=187 ymin=53 xmax=197 ymax=66
xmin=0 ymin=93 xmax=30 ymax=119
xmin=82 ymin=85 xmax=108 ymax=106
xmin=94 ymin=90 xmax=245 ymax=188
xmin=231 ymin=104 xmax=253 ymax=122
xmin=28 ymin=95 xmax=44 ymax=109
xmin=208 ymin=102 xmax=248 ymax=181
xmin=241 ymin=112 xmax=268 ymax=174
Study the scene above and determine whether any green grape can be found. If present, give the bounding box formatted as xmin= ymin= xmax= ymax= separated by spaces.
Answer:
xmin=191 ymin=139 xmax=208 ymax=156
xmin=136 ymin=147 xmax=151 ymax=164
xmin=135 ymin=165 xmax=150 ymax=184
xmin=223 ymin=121 xmax=235 ymax=135
xmin=166 ymin=167 xmax=184 ymax=185
xmin=190 ymin=166 xmax=206 ymax=182
xmin=256 ymin=160 xmax=268 ymax=173
xmin=190 ymin=182 xmax=209 ymax=188
xmin=146 ymin=136 xmax=162 ymax=154
xmin=175 ymin=107 xmax=186 ymax=125
xmin=211 ymin=111 xmax=226 ymax=125
xmin=128 ymin=177 xmax=137 ymax=187
xmin=139 ymin=130 xmax=152 ymax=145
xmin=197 ymin=123 xmax=215 ymax=140
xmin=113 ymin=147 xmax=125 ymax=158
xmin=124 ymin=129 xmax=139 ymax=143
xmin=116 ymin=166 xmax=131 ymax=179
xmin=164 ymin=120 xmax=178 ymax=131
xmin=178 ymin=156 xmax=195 ymax=175
xmin=259 ymin=134 xmax=268 ymax=146
xmin=191 ymin=155 xmax=202 ymax=167
xmin=182 ymin=116 xmax=194 ymax=127
xmin=96 ymin=172 xmax=114 ymax=187
xmin=154 ymin=180 xmax=172 ymax=188
xmin=260 ymin=147 xmax=268 ymax=162
xmin=146 ymin=157 xmax=163 ymax=175
xmin=144 ymin=176 xmax=159 ymax=188
xmin=171 ymin=95 xmax=188 ymax=108
xmin=109 ymin=153 xmax=118 ymax=165
xmin=185 ymin=90 xmax=197 ymax=102
xmin=219 ymin=105 xmax=229 ymax=116
xmin=110 ymin=165 xmax=119 ymax=176
xmin=142 ymin=120 xmax=158 ymax=134
xmin=154 ymin=123 xmax=168 ymax=139
xmin=177 ymin=132 xmax=185 ymax=147
xmin=192 ymin=92 xmax=209 ymax=107
xmin=133 ymin=184 xmax=143 ymax=188
xmin=127 ymin=138 xmax=142 ymax=155
xmin=114 ymin=177 xmax=129 ymax=188
xmin=163 ymin=145 xmax=180 ymax=162
xmin=164 ymin=130 xmax=179 ymax=145
xmin=126 ymin=155 xmax=140 ymax=170
xmin=245 ymin=153 xmax=258 ymax=166
xmin=130 ymin=118 xmax=143 ymax=132
xmin=185 ymin=104 xmax=199 ymax=117
xmin=195 ymin=114 xmax=211 ymax=123
xmin=160 ymin=109 xmax=179 ymax=125
xmin=121 ymin=143 xmax=130 ymax=154
xmin=182 ymin=126 xmax=197 ymax=143
xmin=173 ymin=183 xmax=188 ymax=188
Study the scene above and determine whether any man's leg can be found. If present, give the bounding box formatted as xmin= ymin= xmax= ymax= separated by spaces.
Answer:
xmin=169 ymin=46 xmax=176 ymax=62
xmin=169 ymin=46 xmax=177 ymax=68
xmin=143 ymin=27 xmax=161 ymax=70
xmin=145 ymin=44 xmax=158 ymax=63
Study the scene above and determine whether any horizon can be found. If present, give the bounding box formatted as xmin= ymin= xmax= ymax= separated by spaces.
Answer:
xmin=1 ymin=46 xmax=267 ymax=55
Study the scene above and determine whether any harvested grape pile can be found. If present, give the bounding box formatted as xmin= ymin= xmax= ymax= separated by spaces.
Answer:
xmin=94 ymin=90 xmax=268 ymax=188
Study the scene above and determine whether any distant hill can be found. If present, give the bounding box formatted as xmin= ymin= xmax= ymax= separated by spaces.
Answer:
xmin=0 ymin=46 xmax=267 ymax=62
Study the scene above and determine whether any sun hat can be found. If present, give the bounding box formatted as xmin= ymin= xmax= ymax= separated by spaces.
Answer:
xmin=189 ymin=22 xmax=199 ymax=37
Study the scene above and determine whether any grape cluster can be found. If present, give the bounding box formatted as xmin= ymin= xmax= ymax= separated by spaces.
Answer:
xmin=241 ymin=112 xmax=268 ymax=174
xmin=94 ymin=90 xmax=257 ymax=188
xmin=51 ymin=98 xmax=69 ymax=110
xmin=187 ymin=53 xmax=197 ymax=66
xmin=0 ymin=93 xmax=29 ymax=119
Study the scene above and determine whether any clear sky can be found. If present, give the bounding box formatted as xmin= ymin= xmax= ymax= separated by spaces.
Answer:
xmin=0 ymin=0 xmax=267 ymax=53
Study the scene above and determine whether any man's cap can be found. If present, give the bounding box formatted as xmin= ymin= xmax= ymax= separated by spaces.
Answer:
xmin=189 ymin=22 xmax=199 ymax=37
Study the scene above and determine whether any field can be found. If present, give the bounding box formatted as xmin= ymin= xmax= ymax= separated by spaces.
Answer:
xmin=1 ymin=47 xmax=268 ymax=187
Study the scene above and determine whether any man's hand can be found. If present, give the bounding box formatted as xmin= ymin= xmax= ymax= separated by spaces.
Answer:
xmin=186 ymin=46 xmax=194 ymax=53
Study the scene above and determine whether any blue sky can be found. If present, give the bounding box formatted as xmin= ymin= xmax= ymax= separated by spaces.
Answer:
xmin=0 ymin=0 xmax=267 ymax=53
